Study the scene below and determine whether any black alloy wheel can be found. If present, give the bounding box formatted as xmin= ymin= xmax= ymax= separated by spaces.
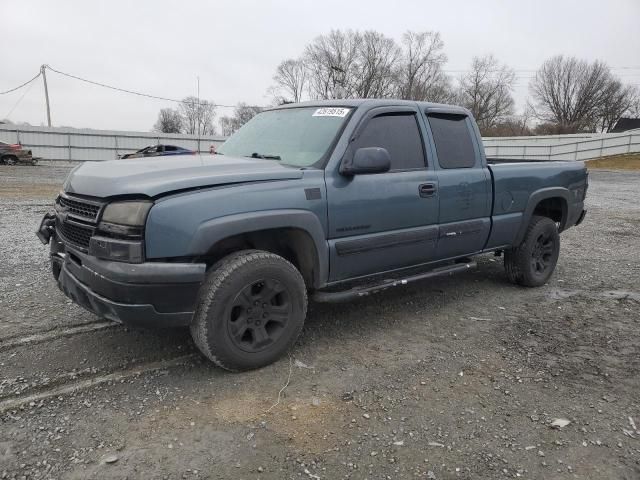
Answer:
xmin=227 ymin=278 xmax=292 ymax=353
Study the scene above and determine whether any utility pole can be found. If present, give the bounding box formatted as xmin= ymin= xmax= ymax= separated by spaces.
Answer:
xmin=197 ymin=76 xmax=200 ymax=152
xmin=41 ymin=64 xmax=52 ymax=127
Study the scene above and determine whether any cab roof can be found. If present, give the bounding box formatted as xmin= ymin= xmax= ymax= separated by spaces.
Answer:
xmin=270 ymin=98 xmax=471 ymax=116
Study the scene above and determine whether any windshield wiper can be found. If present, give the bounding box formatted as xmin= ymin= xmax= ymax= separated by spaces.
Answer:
xmin=248 ymin=152 xmax=281 ymax=160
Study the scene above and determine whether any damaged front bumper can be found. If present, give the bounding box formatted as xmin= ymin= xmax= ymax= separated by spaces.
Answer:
xmin=39 ymin=215 xmax=206 ymax=328
xmin=36 ymin=212 xmax=56 ymax=245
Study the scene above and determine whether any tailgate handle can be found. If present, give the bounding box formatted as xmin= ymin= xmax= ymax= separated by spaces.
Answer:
xmin=419 ymin=183 xmax=436 ymax=198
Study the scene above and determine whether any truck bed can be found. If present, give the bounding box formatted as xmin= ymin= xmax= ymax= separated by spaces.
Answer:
xmin=487 ymin=157 xmax=570 ymax=164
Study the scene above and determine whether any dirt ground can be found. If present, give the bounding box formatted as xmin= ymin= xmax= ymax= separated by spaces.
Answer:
xmin=0 ymin=164 xmax=639 ymax=480
xmin=585 ymin=153 xmax=640 ymax=171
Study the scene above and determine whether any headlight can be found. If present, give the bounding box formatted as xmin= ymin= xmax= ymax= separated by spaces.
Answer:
xmin=92 ymin=200 xmax=151 ymax=263
xmin=101 ymin=200 xmax=152 ymax=226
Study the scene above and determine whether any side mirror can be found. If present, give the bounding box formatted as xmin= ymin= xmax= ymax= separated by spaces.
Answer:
xmin=341 ymin=147 xmax=391 ymax=175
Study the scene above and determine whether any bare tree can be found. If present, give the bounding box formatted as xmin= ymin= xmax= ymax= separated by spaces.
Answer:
xmin=153 ymin=108 xmax=182 ymax=133
xmin=483 ymin=106 xmax=534 ymax=137
xmin=457 ymin=55 xmax=515 ymax=132
xmin=270 ymin=29 xmax=460 ymax=103
xmin=219 ymin=116 xmax=235 ymax=137
xmin=272 ymin=59 xmax=307 ymax=103
xmin=179 ymin=96 xmax=216 ymax=135
xmin=529 ymin=55 xmax=635 ymax=133
xmin=219 ymin=103 xmax=263 ymax=136
xmin=595 ymin=83 xmax=638 ymax=132
xmin=303 ymin=30 xmax=362 ymax=99
xmin=396 ymin=31 xmax=453 ymax=103
xmin=628 ymin=95 xmax=640 ymax=119
xmin=351 ymin=31 xmax=400 ymax=98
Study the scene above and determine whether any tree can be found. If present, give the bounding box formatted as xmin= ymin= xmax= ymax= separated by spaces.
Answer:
xmin=351 ymin=30 xmax=400 ymax=98
xmin=179 ymin=96 xmax=216 ymax=135
xmin=627 ymin=95 xmax=640 ymax=119
xmin=219 ymin=103 xmax=263 ymax=136
xmin=271 ymin=59 xmax=307 ymax=103
xmin=269 ymin=29 xmax=458 ymax=104
xmin=530 ymin=55 xmax=637 ymax=133
xmin=153 ymin=108 xmax=182 ymax=133
xmin=303 ymin=29 xmax=362 ymax=99
xmin=395 ymin=31 xmax=453 ymax=103
xmin=457 ymin=55 xmax=515 ymax=132
xmin=595 ymin=83 xmax=638 ymax=132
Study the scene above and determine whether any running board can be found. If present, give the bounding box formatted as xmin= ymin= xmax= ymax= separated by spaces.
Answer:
xmin=312 ymin=261 xmax=477 ymax=303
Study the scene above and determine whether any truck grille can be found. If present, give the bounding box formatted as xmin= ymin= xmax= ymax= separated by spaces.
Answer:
xmin=55 ymin=194 xmax=104 ymax=251
xmin=58 ymin=195 xmax=101 ymax=221
xmin=56 ymin=219 xmax=94 ymax=250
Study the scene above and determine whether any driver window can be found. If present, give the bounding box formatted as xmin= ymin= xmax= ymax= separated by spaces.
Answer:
xmin=355 ymin=113 xmax=426 ymax=171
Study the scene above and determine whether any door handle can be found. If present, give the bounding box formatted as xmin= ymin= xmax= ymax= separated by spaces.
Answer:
xmin=419 ymin=183 xmax=437 ymax=198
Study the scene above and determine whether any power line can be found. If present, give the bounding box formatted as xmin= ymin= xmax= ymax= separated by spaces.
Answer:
xmin=45 ymin=65 xmax=265 ymax=109
xmin=4 ymin=75 xmax=37 ymax=119
xmin=0 ymin=72 xmax=41 ymax=95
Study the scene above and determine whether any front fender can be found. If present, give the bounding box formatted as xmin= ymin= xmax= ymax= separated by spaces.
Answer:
xmin=147 ymin=207 xmax=329 ymax=287
xmin=194 ymin=210 xmax=327 ymax=279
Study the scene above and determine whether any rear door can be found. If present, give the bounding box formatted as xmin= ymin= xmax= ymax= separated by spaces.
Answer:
xmin=425 ymin=112 xmax=492 ymax=259
xmin=326 ymin=106 xmax=439 ymax=281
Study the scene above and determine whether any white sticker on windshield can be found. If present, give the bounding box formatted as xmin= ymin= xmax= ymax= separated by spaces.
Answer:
xmin=312 ymin=107 xmax=351 ymax=117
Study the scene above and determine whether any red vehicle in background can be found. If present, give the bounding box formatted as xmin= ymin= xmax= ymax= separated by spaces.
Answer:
xmin=0 ymin=141 xmax=36 ymax=165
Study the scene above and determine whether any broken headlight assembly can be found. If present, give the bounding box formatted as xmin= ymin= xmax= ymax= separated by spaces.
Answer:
xmin=89 ymin=200 xmax=153 ymax=263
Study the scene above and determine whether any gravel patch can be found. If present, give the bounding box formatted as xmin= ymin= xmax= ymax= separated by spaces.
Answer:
xmin=0 ymin=164 xmax=638 ymax=479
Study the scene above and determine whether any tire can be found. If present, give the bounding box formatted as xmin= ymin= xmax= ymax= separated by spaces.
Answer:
xmin=504 ymin=215 xmax=560 ymax=287
xmin=191 ymin=250 xmax=307 ymax=371
xmin=1 ymin=155 xmax=17 ymax=165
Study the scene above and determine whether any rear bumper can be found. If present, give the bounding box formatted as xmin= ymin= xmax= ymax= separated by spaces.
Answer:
xmin=50 ymin=237 xmax=205 ymax=328
xmin=566 ymin=201 xmax=586 ymax=229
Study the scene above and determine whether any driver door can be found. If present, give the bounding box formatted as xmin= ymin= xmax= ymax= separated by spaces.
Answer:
xmin=326 ymin=107 xmax=439 ymax=282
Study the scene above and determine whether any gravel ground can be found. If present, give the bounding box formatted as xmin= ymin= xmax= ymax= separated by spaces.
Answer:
xmin=0 ymin=164 xmax=639 ymax=480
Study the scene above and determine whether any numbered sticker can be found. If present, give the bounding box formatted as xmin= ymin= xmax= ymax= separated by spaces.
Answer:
xmin=312 ymin=107 xmax=351 ymax=117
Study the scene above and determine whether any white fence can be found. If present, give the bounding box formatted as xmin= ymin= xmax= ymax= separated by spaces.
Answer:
xmin=1 ymin=124 xmax=639 ymax=163
xmin=483 ymin=130 xmax=640 ymax=161
xmin=0 ymin=124 xmax=226 ymax=162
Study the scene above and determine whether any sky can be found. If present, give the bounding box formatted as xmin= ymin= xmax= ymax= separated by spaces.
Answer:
xmin=1 ymin=0 xmax=639 ymax=132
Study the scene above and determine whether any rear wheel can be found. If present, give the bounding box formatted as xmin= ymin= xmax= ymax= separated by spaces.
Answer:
xmin=1 ymin=155 xmax=17 ymax=165
xmin=504 ymin=215 xmax=560 ymax=287
xmin=191 ymin=250 xmax=307 ymax=371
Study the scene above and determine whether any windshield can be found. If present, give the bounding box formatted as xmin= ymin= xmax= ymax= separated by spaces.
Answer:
xmin=217 ymin=106 xmax=352 ymax=167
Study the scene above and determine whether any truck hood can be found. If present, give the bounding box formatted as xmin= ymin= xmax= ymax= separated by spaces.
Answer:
xmin=63 ymin=154 xmax=304 ymax=198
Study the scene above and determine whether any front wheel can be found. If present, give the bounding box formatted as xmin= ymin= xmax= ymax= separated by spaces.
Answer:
xmin=191 ymin=250 xmax=307 ymax=371
xmin=504 ymin=215 xmax=560 ymax=287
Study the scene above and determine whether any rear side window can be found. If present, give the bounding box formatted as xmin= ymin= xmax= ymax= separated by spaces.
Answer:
xmin=427 ymin=114 xmax=476 ymax=169
xmin=355 ymin=113 xmax=426 ymax=171
xmin=164 ymin=145 xmax=178 ymax=151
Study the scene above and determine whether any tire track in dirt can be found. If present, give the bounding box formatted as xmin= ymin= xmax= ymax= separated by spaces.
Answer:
xmin=1 ymin=322 xmax=196 ymax=403
xmin=0 ymin=320 xmax=120 ymax=352
xmin=0 ymin=353 xmax=198 ymax=414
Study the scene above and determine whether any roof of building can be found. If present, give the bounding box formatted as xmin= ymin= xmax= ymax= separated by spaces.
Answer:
xmin=610 ymin=117 xmax=640 ymax=133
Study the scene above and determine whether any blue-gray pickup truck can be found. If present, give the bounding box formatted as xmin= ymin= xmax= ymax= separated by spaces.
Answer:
xmin=38 ymin=99 xmax=588 ymax=371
